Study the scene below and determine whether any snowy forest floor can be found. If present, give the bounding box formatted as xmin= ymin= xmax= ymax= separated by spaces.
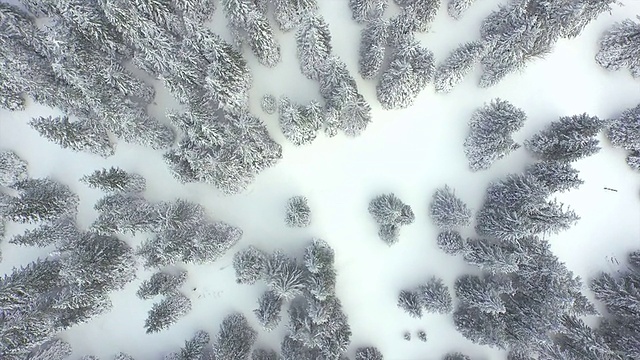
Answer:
xmin=1 ymin=0 xmax=640 ymax=359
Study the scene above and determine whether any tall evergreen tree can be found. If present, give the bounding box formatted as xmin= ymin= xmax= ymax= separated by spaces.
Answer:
xmin=525 ymin=114 xmax=604 ymax=162
xmin=254 ymin=290 xmax=283 ymax=331
xmin=25 ymin=338 xmax=72 ymax=360
xmin=355 ymin=346 xmax=383 ymax=360
xmin=285 ymin=196 xmax=312 ymax=227
xmin=92 ymin=192 xmax=160 ymax=235
xmin=434 ymin=41 xmax=485 ymax=93
xmin=447 ymin=0 xmax=478 ymax=19
xmin=437 ymin=231 xmax=465 ymax=255
xmin=418 ymin=277 xmax=453 ymax=313
xmin=524 ymin=161 xmax=584 ymax=193
xmin=137 ymin=270 xmax=187 ymax=299
xmin=429 ymin=185 xmax=472 ymax=230
xmin=273 ymin=0 xmax=318 ymax=31
xmin=0 ymin=150 xmax=28 ymax=187
xmin=595 ymin=17 xmax=640 ymax=78
xmin=393 ymin=0 xmax=440 ymax=33
xmin=164 ymin=330 xmax=211 ymax=360
xmin=233 ymin=246 xmax=268 ymax=285
xmin=443 ymin=353 xmax=471 ymax=360
xmin=264 ymin=251 xmax=306 ymax=300
xmin=252 ymin=348 xmax=279 ymax=360
xmin=455 ymin=274 xmax=506 ymax=314
xmin=296 ymin=15 xmax=332 ymax=81
xmin=464 ymin=99 xmax=526 ymax=171
xmin=144 ymin=293 xmax=192 ymax=333
xmin=81 ymin=167 xmax=146 ymax=193
xmin=10 ymin=216 xmax=79 ymax=247
xmin=349 ymin=0 xmax=387 ymax=23
xmin=397 ymin=289 xmax=423 ymax=318
xmin=279 ymin=98 xmax=323 ymax=146
xmin=5 ymin=178 xmax=79 ymax=223
xmin=358 ymin=19 xmax=388 ymax=80
xmin=30 ymin=116 xmax=114 ymax=157
xmin=213 ymin=312 xmax=257 ymax=360
xmin=607 ymin=103 xmax=640 ymax=154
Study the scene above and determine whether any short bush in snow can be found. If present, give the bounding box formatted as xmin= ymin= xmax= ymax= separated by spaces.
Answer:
xmin=429 ymin=186 xmax=471 ymax=230
xmin=261 ymin=94 xmax=277 ymax=114
xmin=417 ymin=330 xmax=427 ymax=342
xmin=437 ymin=231 xmax=465 ymax=255
xmin=403 ymin=331 xmax=411 ymax=341
xmin=285 ymin=196 xmax=311 ymax=227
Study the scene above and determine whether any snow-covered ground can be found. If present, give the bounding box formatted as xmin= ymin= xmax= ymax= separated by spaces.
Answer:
xmin=1 ymin=1 xmax=640 ymax=359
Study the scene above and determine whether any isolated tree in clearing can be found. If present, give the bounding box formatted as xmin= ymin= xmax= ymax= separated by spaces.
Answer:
xmin=144 ymin=293 xmax=192 ymax=333
xmin=464 ymin=99 xmax=526 ymax=171
xmin=261 ymin=94 xmax=277 ymax=114
xmin=137 ymin=270 xmax=188 ymax=300
xmin=285 ymin=196 xmax=311 ymax=227
xmin=81 ymin=167 xmax=146 ymax=193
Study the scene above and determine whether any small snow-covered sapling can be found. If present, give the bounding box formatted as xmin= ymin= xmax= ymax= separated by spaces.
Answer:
xmin=417 ymin=330 xmax=427 ymax=342
xmin=403 ymin=331 xmax=411 ymax=341
xmin=261 ymin=94 xmax=277 ymax=114
xmin=285 ymin=196 xmax=311 ymax=227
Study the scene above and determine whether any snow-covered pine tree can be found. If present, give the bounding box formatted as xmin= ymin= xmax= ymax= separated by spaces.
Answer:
xmin=137 ymin=270 xmax=187 ymax=299
xmin=0 ymin=80 xmax=25 ymax=111
xmin=173 ymin=0 xmax=217 ymax=24
xmin=369 ymin=193 xmax=414 ymax=226
xmin=144 ymin=293 xmax=192 ymax=333
xmin=429 ymin=185 xmax=471 ymax=230
xmin=261 ymin=94 xmax=277 ymax=114
xmin=233 ymin=246 xmax=268 ymax=284
xmin=6 ymin=178 xmax=79 ymax=223
xmin=252 ymin=348 xmax=279 ymax=360
xmin=524 ymin=113 xmax=604 ymax=162
xmin=222 ymin=0 xmax=280 ymax=67
xmin=475 ymin=173 xmax=579 ymax=241
xmin=524 ymin=161 xmax=584 ymax=193
xmin=447 ymin=0 xmax=478 ymax=19
xmin=627 ymin=150 xmax=640 ymax=171
xmin=418 ymin=277 xmax=453 ymax=313
xmin=10 ymin=216 xmax=79 ymax=247
xmin=434 ymin=41 xmax=485 ymax=93
xmin=254 ymin=290 xmax=283 ymax=331
xmin=285 ymin=195 xmax=311 ymax=227
xmin=164 ymin=330 xmax=211 ymax=360
xmin=452 ymin=305 xmax=503 ymax=347
xmin=349 ymin=0 xmax=387 ymax=23
xmin=113 ymin=353 xmax=135 ymax=360
xmin=358 ymin=19 xmax=388 ymax=80
xmin=464 ymin=99 xmax=526 ymax=171
xmin=296 ymin=15 xmax=332 ymax=81
xmin=0 ymin=258 xmax=62 ymax=312
xmin=607 ymin=103 xmax=640 ymax=154
xmin=443 ymin=353 xmax=471 ymax=360
xmin=264 ymin=251 xmax=306 ymax=300
xmin=355 ymin=346 xmax=383 ymax=360
xmin=81 ymin=167 xmax=146 ymax=193
xmin=377 ymin=223 xmax=400 ymax=245
xmin=60 ymin=232 xmax=137 ymax=293
xmin=0 ymin=150 xmax=28 ymax=187
xmin=25 ymin=338 xmax=72 ymax=360
xmin=273 ymin=0 xmax=318 ymax=31
xmin=454 ymin=274 xmax=505 ymax=313
xmin=213 ymin=312 xmax=257 ymax=360
xmin=79 ymin=356 xmax=99 ymax=360
xmin=403 ymin=331 xmax=411 ymax=341
xmin=553 ymin=314 xmax=618 ymax=360
xmin=376 ymin=40 xmax=435 ymax=109
xmin=436 ymin=230 xmax=465 ymax=255
xmin=304 ymin=238 xmax=334 ymax=274
xmin=595 ymin=17 xmax=640 ymax=78
xmin=397 ymin=289 xmax=423 ymax=318
xmin=462 ymin=238 xmax=521 ymax=274
xmin=279 ymin=98 xmax=323 ymax=146
xmin=393 ymin=0 xmax=440 ymax=32
xmin=92 ymin=192 xmax=160 ymax=235
xmin=29 ymin=116 xmax=114 ymax=157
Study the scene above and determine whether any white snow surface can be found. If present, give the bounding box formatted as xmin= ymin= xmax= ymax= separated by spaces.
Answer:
xmin=1 ymin=1 xmax=640 ymax=359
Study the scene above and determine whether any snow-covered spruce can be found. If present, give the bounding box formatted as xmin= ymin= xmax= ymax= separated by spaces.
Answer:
xmin=595 ymin=18 xmax=640 ymax=78
xmin=368 ymin=193 xmax=414 ymax=226
xmin=447 ymin=0 xmax=478 ymax=19
xmin=144 ymin=293 xmax=192 ymax=333
xmin=10 ymin=216 xmax=79 ymax=247
xmin=454 ymin=274 xmax=505 ymax=314
xmin=233 ymin=246 xmax=268 ymax=284
xmin=627 ymin=150 xmax=640 ymax=171
xmin=254 ymin=290 xmax=283 ymax=331
xmin=264 ymin=251 xmax=306 ymax=300
xmin=418 ymin=277 xmax=453 ymax=313
xmin=272 ymin=0 xmax=318 ymax=32
xmin=252 ymin=348 xmax=280 ymax=360
xmin=376 ymin=40 xmax=435 ymax=110
xmin=355 ymin=346 xmax=384 ymax=360
xmin=607 ymin=103 xmax=640 ymax=153
xmin=524 ymin=113 xmax=604 ymax=162
xmin=114 ymin=353 xmax=135 ymax=360
xmin=443 ymin=353 xmax=471 ymax=360
xmin=0 ymin=150 xmax=28 ymax=187
xmin=429 ymin=185 xmax=471 ymax=230
xmin=525 ymin=161 xmax=584 ymax=193
xmin=279 ymin=98 xmax=323 ymax=146
xmin=30 ymin=116 xmax=115 ymax=157
xmin=434 ymin=41 xmax=485 ymax=93
xmin=25 ymin=338 xmax=72 ymax=360
xmin=296 ymin=15 xmax=332 ymax=81
xmin=397 ymin=289 xmax=423 ymax=318
xmin=304 ymin=238 xmax=334 ymax=274
xmin=462 ymin=238 xmax=520 ymax=274
xmin=436 ymin=230 xmax=465 ymax=255
xmin=137 ymin=270 xmax=188 ymax=300
xmin=261 ymin=94 xmax=277 ymax=114
xmin=285 ymin=195 xmax=311 ymax=227
xmin=80 ymin=167 xmax=146 ymax=194
xmin=393 ymin=0 xmax=440 ymax=33
xmin=163 ymin=330 xmax=210 ymax=360
xmin=5 ymin=177 xmax=79 ymax=224
xmin=464 ymin=99 xmax=526 ymax=172
xmin=358 ymin=19 xmax=388 ymax=80
xmin=417 ymin=330 xmax=427 ymax=342
xmin=349 ymin=0 xmax=387 ymax=23
xmin=213 ymin=313 xmax=257 ymax=360
xmin=0 ymin=84 xmax=25 ymax=111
